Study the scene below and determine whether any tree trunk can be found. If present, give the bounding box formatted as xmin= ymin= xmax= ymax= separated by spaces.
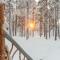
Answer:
xmin=0 ymin=4 xmax=5 ymax=60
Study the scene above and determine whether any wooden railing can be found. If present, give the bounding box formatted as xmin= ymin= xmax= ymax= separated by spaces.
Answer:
xmin=4 ymin=30 xmax=33 ymax=60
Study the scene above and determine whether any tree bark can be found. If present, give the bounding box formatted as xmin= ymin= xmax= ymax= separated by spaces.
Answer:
xmin=0 ymin=4 xmax=5 ymax=60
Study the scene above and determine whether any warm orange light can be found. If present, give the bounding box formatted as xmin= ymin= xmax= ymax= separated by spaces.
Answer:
xmin=29 ymin=22 xmax=35 ymax=28
xmin=28 ymin=20 xmax=36 ymax=31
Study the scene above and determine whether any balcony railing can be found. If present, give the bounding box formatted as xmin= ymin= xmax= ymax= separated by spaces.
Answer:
xmin=4 ymin=30 xmax=33 ymax=60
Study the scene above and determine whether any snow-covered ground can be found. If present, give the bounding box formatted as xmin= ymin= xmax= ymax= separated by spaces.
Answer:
xmin=13 ymin=35 xmax=60 ymax=60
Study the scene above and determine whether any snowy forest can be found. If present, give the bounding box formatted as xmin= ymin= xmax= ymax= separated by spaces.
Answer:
xmin=0 ymin=0 xmax=60 ymax=60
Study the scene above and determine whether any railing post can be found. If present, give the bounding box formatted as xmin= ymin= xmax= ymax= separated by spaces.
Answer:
xmin=0 ymin=3 xmax=5 ymax=60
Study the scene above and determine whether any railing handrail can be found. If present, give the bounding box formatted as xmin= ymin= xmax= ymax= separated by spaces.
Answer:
xmin=4 ymin=30 xmax=33 ymax=60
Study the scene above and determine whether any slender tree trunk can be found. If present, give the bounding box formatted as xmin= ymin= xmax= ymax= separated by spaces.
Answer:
xmin=15 ymin=15 xmax=17 ymax=36
xmin=49 ymin=15 xmax=50 ymax=38
xmin=55 ymin=4 xmax=58 ymax=40
xmin=53 ymin=19 xmax=54 ymax=36
xmin=44 ymin=0 xmax=48 ymax=39
xmin=9 ymin=0 xmax=12 ymax=36
xmin=26 ymin=1 xmax=29 ymax=39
